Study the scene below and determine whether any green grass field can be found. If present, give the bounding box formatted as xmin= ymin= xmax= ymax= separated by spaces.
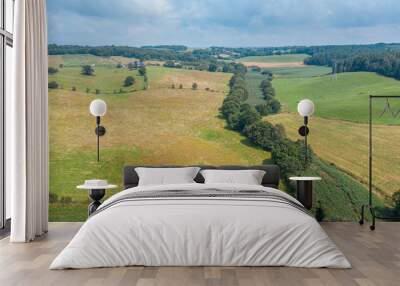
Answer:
xmin=238 ymin=54 xmax=310 ymax=63
xmin=297 ymin=157 xmax=383 ymax=221
xmin=241 ymin=54 xmax=400 ymax=199
xmin=266 ymin=66 xmax=332 ymax=78
xmin=49 ymin=56 xmax=145 ymax=94
xmin=48 ymin=53 xmax=396 ymax=222
xmin=244 ymin=66 xmax=332 ymax=107
xmin=49 ymin=54 xmax=130 ymax=68
xmin=274 ymin=72 xmax=400 ymax=124
xmin=49 ymin=55 xmax=270 ymax=221
xmin=268 ymin=113 xmax=400 ymax=197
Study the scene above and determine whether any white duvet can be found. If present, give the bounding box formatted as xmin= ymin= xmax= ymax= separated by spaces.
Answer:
xmin=50 ymin=183 xmax=351 ymax=269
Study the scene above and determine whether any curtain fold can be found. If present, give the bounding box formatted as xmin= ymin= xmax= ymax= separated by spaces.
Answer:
xmin=10 ymin=0 xmax=49 ymax=242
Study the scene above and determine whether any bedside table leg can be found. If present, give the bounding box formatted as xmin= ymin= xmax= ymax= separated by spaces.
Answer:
xmin=88 ymin=189 xmax=105 ymax=216
xmin=88 ymin=201 xmax=102 ymax=216
xmin=296 ymin=181 xmax=313 ymax=210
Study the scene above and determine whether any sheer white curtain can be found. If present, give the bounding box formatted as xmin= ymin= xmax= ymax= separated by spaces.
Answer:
xmin=9 ymin=0 xmax=49 ymax=242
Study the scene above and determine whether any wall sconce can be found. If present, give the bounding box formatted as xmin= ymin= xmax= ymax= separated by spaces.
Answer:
xmin=297 ymin=99 xmax=315 ymax=165
xmin=89 ymin=99 xmax=107 ymax=162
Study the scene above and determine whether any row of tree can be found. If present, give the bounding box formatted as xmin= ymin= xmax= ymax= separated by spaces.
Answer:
xmin=255 ymin=78 xmax=281 ymax=116
xmin=220 ymin=65 xmax=311 ymax=179
xmin=170 ymin=83 xmax=199 ymax=90
xmin=49 ymin=44 xmax=304 ymax=63
xmin=48 ymin=44 xmax=212 ymax=62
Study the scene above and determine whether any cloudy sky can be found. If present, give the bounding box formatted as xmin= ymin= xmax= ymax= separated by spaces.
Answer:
xmin=47 ymin=0 xmax=400 ymax=47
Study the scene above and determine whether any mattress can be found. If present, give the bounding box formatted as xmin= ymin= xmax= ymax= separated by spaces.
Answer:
xmin=50 ymin=183 xmax=351 ymax=269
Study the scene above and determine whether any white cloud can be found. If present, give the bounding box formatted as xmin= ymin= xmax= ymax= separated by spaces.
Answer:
xmin=47 ymin=0 xmax=400 ymax=46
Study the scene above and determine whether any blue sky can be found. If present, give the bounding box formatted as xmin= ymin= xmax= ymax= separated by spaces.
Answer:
xmin=47 ymin=0 xmax=400 ymax=47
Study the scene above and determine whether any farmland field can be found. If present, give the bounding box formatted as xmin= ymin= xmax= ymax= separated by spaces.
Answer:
xmin=273 ymin=72 xmax=400 ymax=124
xmin=238 ymin=54 xmax=309 ymax=63
xmin=49 ymin=55 xmax=145 ymax=93
xmin=237 ymin=54 xmax=309 ymax=68
xmin=48 ymin=53 xmax=397 ymax=222
xmin=266 ymin=66 xmax=332 ymax=78
xmin=49 ymin=55 xmax=270 ymax=221
xmin=242 ymin=54 xmax=400 ymax=199
xmin=241 ymin=61 xmax=384 ymax=220
xmin=244 ymin=67 xmax=332 ymax=106
xmin=232 ymin=54 xmax=400 ymax=200
xmin=267 ymin=113 xmax=400 ymax=196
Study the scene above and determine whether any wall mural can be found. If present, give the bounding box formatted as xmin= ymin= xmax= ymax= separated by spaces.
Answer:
xmin=47 ymin=3 xmax=400 ymax=222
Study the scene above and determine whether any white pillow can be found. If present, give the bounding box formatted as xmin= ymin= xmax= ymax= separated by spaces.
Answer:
xmin=135 ymin=167 xmax=201 ymax=186
xmin=200 ymin=169 xmax=266 ymax=185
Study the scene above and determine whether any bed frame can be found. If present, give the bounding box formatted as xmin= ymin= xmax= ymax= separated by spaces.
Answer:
xmin=123 ymin=165 xmax=280 ymax=189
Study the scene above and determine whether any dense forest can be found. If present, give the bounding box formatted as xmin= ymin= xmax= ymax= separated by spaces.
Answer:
xmin=303 ymin=44 xmax=400 ymax=80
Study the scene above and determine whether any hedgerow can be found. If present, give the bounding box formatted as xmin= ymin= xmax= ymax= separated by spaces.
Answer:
xmin=220 ymin=64 xmax=311 ymax=179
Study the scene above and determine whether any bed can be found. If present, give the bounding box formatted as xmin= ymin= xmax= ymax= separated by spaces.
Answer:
xmin=50 ymin=165 xmax=351 ymax=269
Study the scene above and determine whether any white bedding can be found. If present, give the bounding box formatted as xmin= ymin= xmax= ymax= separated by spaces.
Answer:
xmin=50 ymin=183 xmax=351 ymax=269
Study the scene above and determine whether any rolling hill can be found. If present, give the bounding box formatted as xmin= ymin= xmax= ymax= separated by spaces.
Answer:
xmin=267 ymin=113 xmax=400 ymax=196
xmin=274 ymin=72 xmax=400 ymax=124
xmin=264 ymin=60 xmax=400 ymax=198
xmin=48 ymin=55 xmax=270 ymax=221
xmin=241 ymin=62 xmax=384 ymax=221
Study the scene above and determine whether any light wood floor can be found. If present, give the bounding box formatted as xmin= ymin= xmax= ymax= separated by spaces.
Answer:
xmin=0 ymin=222 xmax=399 ymax=286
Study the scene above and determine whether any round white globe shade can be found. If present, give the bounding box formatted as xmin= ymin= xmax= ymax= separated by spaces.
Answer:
xmin=90 ymin=99 xmax=107 ymax=117
xmin=297 ymin=99 xmax=315 ymax=117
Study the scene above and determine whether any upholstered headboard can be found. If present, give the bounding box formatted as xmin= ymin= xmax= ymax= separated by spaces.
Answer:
xmin=123 ymin=165 xmax=280 ymax=189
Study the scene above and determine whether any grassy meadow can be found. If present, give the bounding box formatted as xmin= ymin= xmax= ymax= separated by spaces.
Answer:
xmin=238 ymin=54 xmax=309 ymax=63
xmin=295 ymin=157 xmax=383 ymax=221
xmin=240 ymin=60 xmax=384 ymax=220
xmin=48 ymin=52 xmax=399 ymax=221
xmin=49 ymin=55 xmax=145 ymax=93
xmin=268 ymin=113 xmax=400 ymax=197
xmin=238 ymin=54 xmax=400 ymax=200
xmin=265 ymin=66 xmax=332 ymax=78
xmin=245 ymin=66 xmax=333 ymax=106
xmin=237 ymin=54 xmax=309 ymax=68
xmin=274 ymin=72 xmax=400 ymax=124
xmin=49 ymin=55 xmax=270 ymax=221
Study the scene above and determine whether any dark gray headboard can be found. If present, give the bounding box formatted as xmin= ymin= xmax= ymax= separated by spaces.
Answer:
xmin=123 ymin=165 xmax=280 ymax=189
